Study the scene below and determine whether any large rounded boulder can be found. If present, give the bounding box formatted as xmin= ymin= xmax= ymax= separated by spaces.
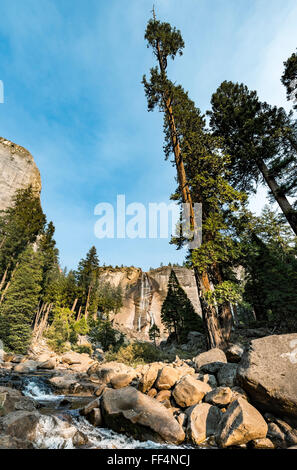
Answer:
xmin=237 ymin=334 xmax=297 ymax=418
xmin=101 ymin=386 xmax=185 ymax=444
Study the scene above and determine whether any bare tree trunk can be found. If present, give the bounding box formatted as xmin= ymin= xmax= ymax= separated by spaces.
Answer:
xmin=85 ymin=286 xmax=92 ymax=319
xmin=213 ymin=264 xmax=233 ymax=342
xmin=256 ymin=157 xmax=297 ymax=236
xmin=0 ymin=281 xmax=10 ymax=304
xmin=36 ymin=304 xmax=52 ymax=340
xmin=0 ymin=266 xmax=8 ymax=291
xmin=33 ymin=302 xmax=47 ymax=332
xmin=77 ymin=305 xmax=82 ymax=321
xmin=71 ymin=298 xmax=78 ymax=312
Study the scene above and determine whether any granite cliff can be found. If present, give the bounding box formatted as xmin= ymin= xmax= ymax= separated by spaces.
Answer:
xmin=0 ymin=137 xmax=41 ymax=211
xmin=99 ymin=266 xmax=202 ymax=338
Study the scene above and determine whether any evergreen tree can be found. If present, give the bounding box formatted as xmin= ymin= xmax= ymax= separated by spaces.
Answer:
xmin=0 ymin=246 xmax=43 ymax=353
xmin=0 ymin=186 xmax=46 ymax=281
xmin=161 ymin=270 xmax=203 ymax=343
xmin=76 ymin=246 xmax=100 ymax=318
xmin=143 ymin=14 xmax=244 ymax=347
xmin=282 ymin=49 xmax=297 ymax=110
xmin=38 ymin=221 xmax=59 ymax=296
xmin=209 ymin=81 xmax=297 ymax=235
xmin=149 ymin=323 xmax=160 ymax=346
xmin=238 ymin=207 xmax=297 ymax=330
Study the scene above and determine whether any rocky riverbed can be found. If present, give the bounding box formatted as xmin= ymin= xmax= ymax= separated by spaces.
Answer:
xmin=0 ymin=333 xmax=297 ymax=449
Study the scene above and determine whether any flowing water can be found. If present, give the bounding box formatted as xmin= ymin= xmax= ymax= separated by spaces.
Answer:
xmin=135 ymin=273 xmax=153 ymax=332
xmin=19 ymin=376 xmax=191 ymax=450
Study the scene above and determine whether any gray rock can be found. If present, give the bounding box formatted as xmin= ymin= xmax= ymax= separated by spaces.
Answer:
xmin=194 ymin=348 xmax=227 ymax=371
xmin=226 ymin=344 xmax=244 ymax=363
xmin=237 ymin=334 xmax=297 ymax=418
xmin=196 ymin=373 xmax=217 ymax=388
xmin=0 ymin=138 xmax=41 ymax=212
xmin=1 ymin=411 xmax=40 ymax=441
xmin=101 ymin=386 xmax=185 ymax=444
xmin=14 ymin=360 xmax=38 ymax=373
xmin=217 ymin=363 xmax=238 ymax=387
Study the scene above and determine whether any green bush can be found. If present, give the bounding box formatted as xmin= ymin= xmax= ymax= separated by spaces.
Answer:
xmin=105 ymin=342 xmax=168 ymax=366
xmin=74 ymin=344 xmax=93 ymax=355
xmin=89 ymin=319 xmax=125 ymax=352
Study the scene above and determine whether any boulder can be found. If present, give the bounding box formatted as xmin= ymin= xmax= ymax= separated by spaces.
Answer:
xmin=249 ymin=438 xmax=275 ymax=449
xmin=271 ymin=417 xmax=297 ymax=446
xmin=61 ymin=351 xmax=84 ymax=365
xmin=194 ymin=348 xmax=227 ymax=371
xmin=226 ymin=344 xmax=244 ymax=363
xmin=0 ymin=434 xmax=33 ymax=449
xmin=61 ymin=351 xmax=94 ymax=372
xmin=216 ymin=398 xmax=268 ymax=448
xmin=187 ymin=403 xmax=222 ymax=445
xmin=196 ymin=373 xmax=217 ymax=388
xmin=37 ymin=358 xmax=56 ymax=370
xmin=204 ymin=387 xmax=233 ymax=407
xmin=49 ymin=374 xmax=78 ymax=393
xmin=267 ymin=422 xmax=287 ymax=447
xmin=101 ymin=386 xmax=185 ymax=444
xmin=237 ymin=334 xmax=297 ymax=418
xmin=0 ymin=411 xmax=40 ymax=441
xmin=138 ymin=363 xmax=162 ymax=393
xmin=217 ymin=364 xmax=238 ymax=387
xmin=80 ymin=397 xmax=101 ymax=417
xmin=0 ymin=387 xmax=36 ymax=416
xmin=156 ymin=390 xmax=171 ymax=402
xmin=147 ymin=388 xmax=157 ymax=398
xmin=231 ymin=386 xmax=249 ymax=402
xmin=172 ymin=376 xmax=211 ymax=408
xmin=94 ymin=383 xmax=107 ymax=397
xmin=155 ymin=366 xmax=181 ymax=390
xmin=110 ymin=373 xmax=135 ymax=389
xmin=85 ymin=408 xmax=102 ymax=427
xmin=176 ymin=412 xmax=187 ymax=429
xmin=88 ymin=362 xmax=135 ymax=385
xmin=14 ymin=360 xmax=38 ymax=373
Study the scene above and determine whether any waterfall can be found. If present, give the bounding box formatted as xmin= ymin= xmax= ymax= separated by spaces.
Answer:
xmin=136 ymin=273 xmax=152 ymax=332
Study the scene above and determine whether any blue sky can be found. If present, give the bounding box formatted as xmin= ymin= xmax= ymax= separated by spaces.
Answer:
xmin=0 ymin=0 xmax=296 ymax=271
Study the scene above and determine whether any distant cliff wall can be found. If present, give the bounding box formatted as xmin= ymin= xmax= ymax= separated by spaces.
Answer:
xmin=0 ymin=137 xmax=41 ymax=211
xmin=99 ymin=266 xmax=202 ymax=338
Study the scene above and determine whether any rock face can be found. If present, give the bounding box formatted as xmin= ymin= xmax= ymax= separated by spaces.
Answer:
xmin=0 ymin=137 xmax=41 ymax=211
xmin=101 ymin=386 xmax=185 ymax=444
xmin=237 ymin=334 xmax=297 ymax=418
xmin=98 ymin=266 xmax=201 ymax=337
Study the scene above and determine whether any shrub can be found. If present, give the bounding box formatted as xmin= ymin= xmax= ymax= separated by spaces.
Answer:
xmin=74 ymin=344 xmax=93 ymax=355
xmin=105 ymin=342 xmax=168 ymax=366
xmin=89 ymin=319 xmax=125 ymax=352
xmin=45 ymin=307 xmax=76 ymax=353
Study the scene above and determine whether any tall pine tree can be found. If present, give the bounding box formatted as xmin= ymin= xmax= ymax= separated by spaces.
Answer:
xmin=0 ymin=246 xmax=43 ymax=353
xmin=143 ymin=14 xmax=244 ymax=347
